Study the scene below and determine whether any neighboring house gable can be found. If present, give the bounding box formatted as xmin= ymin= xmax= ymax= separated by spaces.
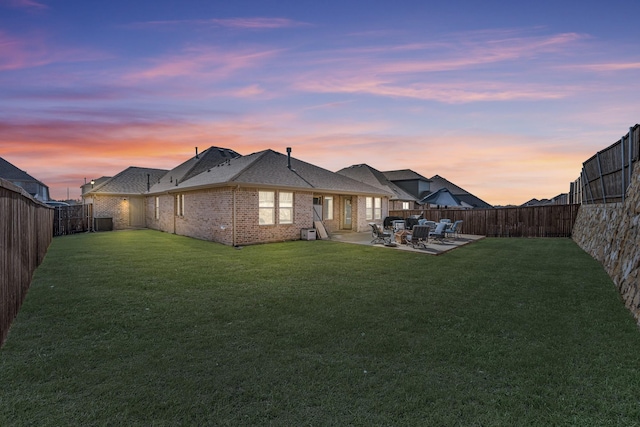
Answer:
xmin=0 ymin=157 xmax=50 ymax=201
xmin=420 ymin=187 xmax=470 ymax=209
xmin=521 ymin=193 xmax=569 ymax=206
xmin=336 ymin=164 xmax=418 ymax=210
xmin=382 ymin=169 xmax=432 ymax=200
xmin=428 ymin=175 xmax=493 ymax=209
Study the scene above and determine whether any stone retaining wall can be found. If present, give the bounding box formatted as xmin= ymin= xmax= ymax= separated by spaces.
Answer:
xmin=572 ymin=161 xmax=640 ymax=323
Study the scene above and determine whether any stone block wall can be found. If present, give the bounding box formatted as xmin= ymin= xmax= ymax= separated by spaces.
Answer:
xmin=572 ymin=161 xmax=640 ymax=323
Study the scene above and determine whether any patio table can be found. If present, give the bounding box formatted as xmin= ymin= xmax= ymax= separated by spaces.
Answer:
xmin=395 ymin=229 xmax=411 ymax=244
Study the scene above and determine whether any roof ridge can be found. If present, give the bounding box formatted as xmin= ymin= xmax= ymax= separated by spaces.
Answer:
xmin=227 ymin=149 xmax=271 ymax=183
xmin=181 ymin=146 xmax=241 ymax=183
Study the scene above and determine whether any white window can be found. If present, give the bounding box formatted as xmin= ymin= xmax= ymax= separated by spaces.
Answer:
xmin=402 ymin=201 xmax=410 ymax=210
xmin=259 ymin=191 xmax=275 ymax=225
xmin=155 ymin=197 xmax=160 ymax=219
xmin=279 ymin=192 xmax=293 ymax=224
xmin=176 ymin=194 xmax=185 ymax=217
xmin=366 ymin=197 xmax=373 ymax=220
xmin=374 ymin=197 xmax=382 ymax=220
xmin=324 ymin=196 xmax=333 ymax=220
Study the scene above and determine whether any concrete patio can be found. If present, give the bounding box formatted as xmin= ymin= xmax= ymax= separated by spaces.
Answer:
xmin=327 ymin=229 xmax=484 ymax=255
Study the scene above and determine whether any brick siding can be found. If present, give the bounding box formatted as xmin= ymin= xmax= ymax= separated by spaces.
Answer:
xmin=92 ymin=187 xmax=389 ymax=244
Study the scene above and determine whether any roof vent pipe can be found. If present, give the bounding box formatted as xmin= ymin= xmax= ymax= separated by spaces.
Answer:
xmin=286 ymin=147 xmax=292 ymax=169
xmin=195 ymin=147 xmax=199 ymax=159
xmin=147 ymin=174 xmax=150 ymax=191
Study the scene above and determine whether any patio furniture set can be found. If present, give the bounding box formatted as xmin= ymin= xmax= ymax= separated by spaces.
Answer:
xmin=370 ymin=218 xmax=463 ymax=250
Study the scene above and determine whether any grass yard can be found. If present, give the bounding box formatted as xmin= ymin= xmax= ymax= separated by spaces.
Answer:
xmin=2 ymin=230 xmax=640 ymax=426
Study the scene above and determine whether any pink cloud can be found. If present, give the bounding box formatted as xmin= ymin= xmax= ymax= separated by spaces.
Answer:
xmin=0 ymin=30 xmax=111 ymax=71
xmin=129 ymin=17 xmax=311 ymax=30
xmin=286 ymin=31 xmax=588 ymax=103
xmin=2 ymin=113 xmax=590 ymax=205
xmin=561 ymin=62 xmax=640 ymax=72
xmin=208 ymin=17 xmax=311 ymax=29
xmin=295 ymin=77 xmax=573 ymax=103
xmin=125 ymin=46 xmax=281 ymax=82
xmin=0 ymin=0 xmax=48 ymax=11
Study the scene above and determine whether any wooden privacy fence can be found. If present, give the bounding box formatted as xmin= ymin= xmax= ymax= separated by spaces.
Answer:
xmin=1 ymin=179 xmax=53 ymax=348
xmin=390 ymin=204 xmax=581 ymax=237
xmin=579 ymin=124 xmax=639 ymax=204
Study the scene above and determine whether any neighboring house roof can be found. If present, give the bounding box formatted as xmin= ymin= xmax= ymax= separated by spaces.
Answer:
xmin=420 ymin=187 xmax=469 ymax=208
xmin=382 ymin=169 xmax=431 ymax=182
xmin=521 ymin=193 xmax=569 ymax=206
xmin=0 ymin=157 xmax=38 ymax=181
xmin=87 ymin=167 xmax=169 ymax=195
xmin=0 ymin=156 xmax=49 ymax=200
xmin=429 ymin=175 xmax=493 ymax=209
xmin=154 ymin=149 xmax=392 ymax=196
xmin=336 ymin=164 xmax=418 ymax=201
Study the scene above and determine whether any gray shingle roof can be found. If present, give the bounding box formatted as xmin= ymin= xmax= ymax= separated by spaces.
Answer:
xmin=429 ymin=175 xmax=493 ymax=208
xmin=157 ymin=149 xmax=392 ymax=196
xmin=150 ymin=146 xmax=241 ymax=193
xmin=0 ymin=157 xmax=43 ymax=183
xmin=88 ymin=167 xmax=169 ymax=195
xmin=336 ymin=164 xmax=417 ymax=201
xmin=381 ymin=169 xmax=431 ymax=182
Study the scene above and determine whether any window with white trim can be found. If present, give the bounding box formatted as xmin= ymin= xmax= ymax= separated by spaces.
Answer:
xmin=402 ymin=201 xmax=410 ymax=210
xmin=366 ymin=197 xmax=382 ymax=220
xmin=324 ymin=196 xmax=333 ymax=220
xmin=155 ymin=196 xmax=160 ymax=219
xmin=374 ymin=197 xmax=382 ymax=219
xmin=259 ymin=191 xmax=275 ymax=225
xmin=279 ymin=192 xmax=293 ymax=224
xmin=176 ymin=194 xmax=185 ymax=217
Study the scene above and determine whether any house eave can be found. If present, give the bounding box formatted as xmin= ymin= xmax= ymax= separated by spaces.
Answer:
xmin=147 ymin=182 xmax=391 ymax=198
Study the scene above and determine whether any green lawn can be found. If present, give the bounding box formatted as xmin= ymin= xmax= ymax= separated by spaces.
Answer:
xmin=2 ymin=230 xmax=640 ymax=426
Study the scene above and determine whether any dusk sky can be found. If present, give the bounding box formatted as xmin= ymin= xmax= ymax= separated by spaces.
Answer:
xmin=1 ymin=0 xmax=639 ymax=204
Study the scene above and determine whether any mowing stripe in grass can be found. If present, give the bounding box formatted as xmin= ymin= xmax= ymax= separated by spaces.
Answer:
xmin=2 ymin=230 xmax=640 ymax=426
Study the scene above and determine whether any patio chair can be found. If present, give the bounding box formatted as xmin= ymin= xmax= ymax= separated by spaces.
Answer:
xmin=429 ymin=222 xmax=448 ymax=242
xmin=445 ymin=220 xmax=463 ymax=239
xmin=406 ymin=225 xmax=430 ymax=249
xmin=424 ymin=220 xmax=437 ymax=231
xmin=370 ymin=223 xmax=393 ymax=245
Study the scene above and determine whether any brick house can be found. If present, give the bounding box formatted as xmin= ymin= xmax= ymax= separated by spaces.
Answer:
xmin=84 ymin=147 xmax=392 ymax=245
xmin=0 ymin=156 xmax=50 ymax=201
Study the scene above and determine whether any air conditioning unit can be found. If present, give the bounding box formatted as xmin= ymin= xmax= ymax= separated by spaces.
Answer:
xmin=301 ymin=228 xmax=316 ymax=240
